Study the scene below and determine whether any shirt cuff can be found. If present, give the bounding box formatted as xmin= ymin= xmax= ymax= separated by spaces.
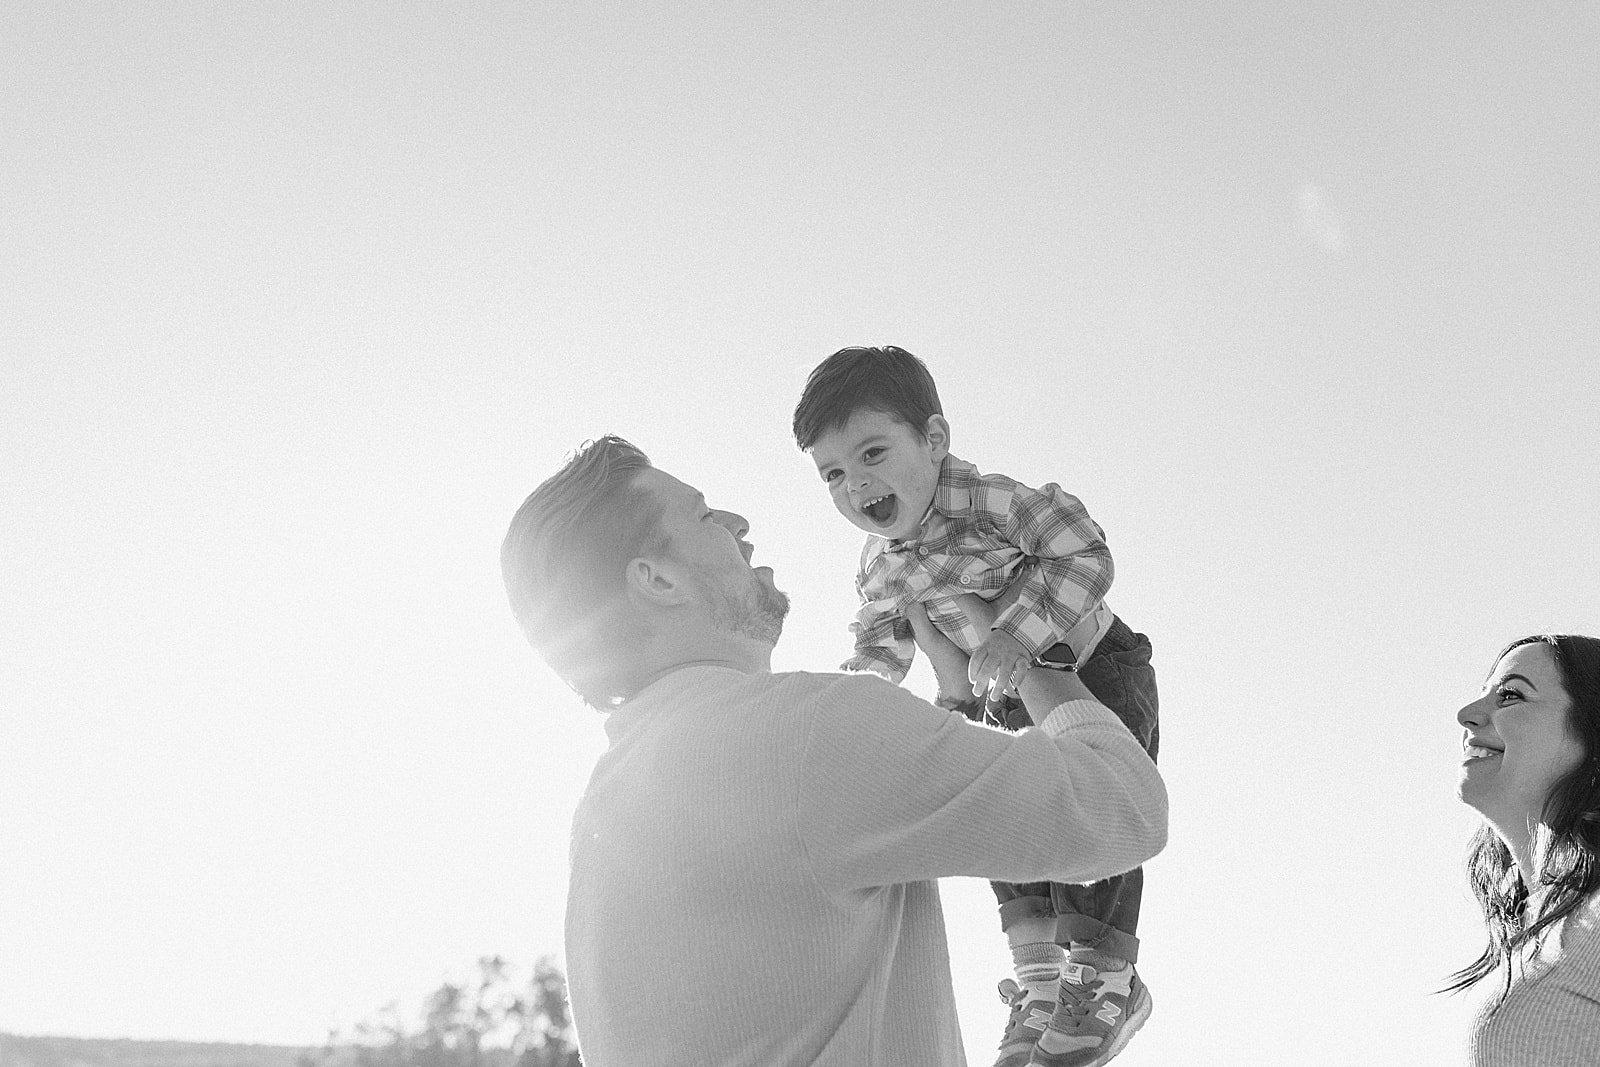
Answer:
xmin=1058 ymin=602 xmax=1115 ymax=668
xmin=1037 ymin=698 xmax=1120 ymax=737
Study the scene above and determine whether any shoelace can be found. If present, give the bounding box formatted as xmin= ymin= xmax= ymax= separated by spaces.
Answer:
xmin=996 ymin=979 xmax=1055 ymax=1036
xmin=1052 ymin=974 xmax=1106 ymax=1022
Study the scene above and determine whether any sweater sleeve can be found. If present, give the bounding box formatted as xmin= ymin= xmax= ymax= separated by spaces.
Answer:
xmin=796 ymin=674 xmax=1167 ymax=896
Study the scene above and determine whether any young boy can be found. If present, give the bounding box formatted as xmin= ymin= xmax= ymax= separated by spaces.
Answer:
xmin=792 ymin=346 xmax=1160 ymax=1067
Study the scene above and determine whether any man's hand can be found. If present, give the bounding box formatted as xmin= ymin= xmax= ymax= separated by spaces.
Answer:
xmin=968 ymin=629 xmax=1030 ymax=702
xmin=903 ymin=602 xmax=973 ymax=706
xmin=943 ymin=592 xmax=1028 ymax=700
xmin=955 ymin=590 xmax=1089 ymax=723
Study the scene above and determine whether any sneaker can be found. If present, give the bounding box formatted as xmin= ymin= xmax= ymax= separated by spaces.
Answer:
xmin=1028 ymin=962 xmax=1151 ymax=1067
xmin=993 ymin=976 xmax=1060 ymax=1067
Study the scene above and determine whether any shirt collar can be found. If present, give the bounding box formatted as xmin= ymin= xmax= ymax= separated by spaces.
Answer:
xmin=931 ymin=453 xmax=977 ymax=519
xmin=887 ymin=454 xmax=975 ymax=550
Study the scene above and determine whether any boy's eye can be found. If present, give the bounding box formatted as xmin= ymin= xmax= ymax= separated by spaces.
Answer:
xmin=822 ymin=469 xmax=841 ymax=483
xmin=863 ymin=446 xmax=885 ymax=461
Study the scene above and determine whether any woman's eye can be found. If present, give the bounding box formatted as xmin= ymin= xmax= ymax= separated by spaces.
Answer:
xmin=1496 ymin=687 xmax=1524 ymax=703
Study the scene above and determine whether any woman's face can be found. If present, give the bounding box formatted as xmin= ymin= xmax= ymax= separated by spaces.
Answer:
xmin=1457 ymin=642 xmax=1586 ymax=827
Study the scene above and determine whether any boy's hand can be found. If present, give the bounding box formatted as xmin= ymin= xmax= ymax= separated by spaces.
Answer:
xmin=969 ymin=629 xmax=1030 ymax=701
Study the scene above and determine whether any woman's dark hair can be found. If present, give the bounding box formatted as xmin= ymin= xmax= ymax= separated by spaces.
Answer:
xmin=1446 ymin=633 xmax=1600 ymax=1000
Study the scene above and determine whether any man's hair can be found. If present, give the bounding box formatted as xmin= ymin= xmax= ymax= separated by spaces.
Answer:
xmin=792 ymin=345 xmax=944 ymax=450
xmin=501 ymin=436 xmax=667 ymax=708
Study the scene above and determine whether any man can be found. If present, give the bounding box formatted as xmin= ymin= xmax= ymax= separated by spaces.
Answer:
xmin=501 ymin=436 xmax=1167 ymax=1067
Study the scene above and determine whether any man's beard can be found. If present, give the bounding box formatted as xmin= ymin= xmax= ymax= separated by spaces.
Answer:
xmin=709 ymin=570 xmax=790 ymax=645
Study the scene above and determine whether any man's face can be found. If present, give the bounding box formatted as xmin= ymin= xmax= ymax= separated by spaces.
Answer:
xmin=807 ymin=409 xmax=949 ymax=541
xmin=632 ymin=468 xmax=789 ymax=644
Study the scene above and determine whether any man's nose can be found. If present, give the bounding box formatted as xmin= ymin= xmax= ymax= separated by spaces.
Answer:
xmin=714 ymin=509 xmax=749 ymax=539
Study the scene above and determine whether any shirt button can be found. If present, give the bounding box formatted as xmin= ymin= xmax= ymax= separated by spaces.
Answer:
xmin=958 ymin=574 xmax=972 ymax=585
xmin=918 ymin=547 xmax=928 ymax=556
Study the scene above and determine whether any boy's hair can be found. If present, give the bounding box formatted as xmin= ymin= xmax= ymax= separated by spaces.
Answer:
xmin=501 ymin=435 xmax=667 ymax=709
xmin=792 ymin=346 xmax=944 ymax=450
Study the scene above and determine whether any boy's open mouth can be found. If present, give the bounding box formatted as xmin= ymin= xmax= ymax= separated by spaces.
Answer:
xmin=862 ymin=493 xmax=897 ymax=526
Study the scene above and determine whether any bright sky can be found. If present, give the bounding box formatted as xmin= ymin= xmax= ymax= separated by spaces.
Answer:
xmin=4 ymin=3 xmax=1598 ymax=1064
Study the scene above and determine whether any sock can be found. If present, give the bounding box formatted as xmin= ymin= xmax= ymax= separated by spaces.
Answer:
xmin=1012 ymin=941 xmax=1064 ymax=986
xmin=1068 ymin=943 xmax=1130 ymax=973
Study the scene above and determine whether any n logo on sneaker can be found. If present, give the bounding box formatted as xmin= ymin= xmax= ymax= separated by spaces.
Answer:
xmin=1095 ymin=1002 xmax=1122 ymax=1027
xmin=1025 ymin=1007 xmax=1053 ymax=1032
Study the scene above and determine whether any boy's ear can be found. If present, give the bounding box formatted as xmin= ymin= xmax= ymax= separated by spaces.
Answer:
xmin=923 ymin=414 xmax=951 ymax=461
xmin=623 ymin=554 xmax=692 ymax=609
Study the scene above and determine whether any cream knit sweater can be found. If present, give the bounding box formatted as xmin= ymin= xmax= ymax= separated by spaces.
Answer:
xmin=564 ymin=665 xmax=1167 ymax=1067
xmin=1469 ymin=892 xmax=1600 ymax=1065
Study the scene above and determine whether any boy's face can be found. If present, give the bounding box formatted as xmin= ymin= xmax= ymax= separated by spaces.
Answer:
xmin=808 ymin=409 xmax=950 ymax=541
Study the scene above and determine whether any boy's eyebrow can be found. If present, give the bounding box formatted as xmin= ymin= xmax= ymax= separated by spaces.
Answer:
xmin=815 ymin=432 xmax=891 ymax=464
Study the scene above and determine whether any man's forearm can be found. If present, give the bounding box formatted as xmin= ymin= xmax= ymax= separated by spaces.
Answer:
xmin=1016 ymin=664 xmax=1094 ymax=725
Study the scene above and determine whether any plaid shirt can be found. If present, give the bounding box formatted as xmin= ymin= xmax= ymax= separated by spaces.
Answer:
xmin=844 ymin=454 xmax=1114 ymax=683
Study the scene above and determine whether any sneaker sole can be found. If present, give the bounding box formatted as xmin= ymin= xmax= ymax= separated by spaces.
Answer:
xmin=1089 ymin=986 xmax=1151 ymax=1067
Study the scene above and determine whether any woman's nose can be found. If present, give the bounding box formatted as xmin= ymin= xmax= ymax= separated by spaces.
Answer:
xmin=1457 ymin=695 xmax=1488 ymax=729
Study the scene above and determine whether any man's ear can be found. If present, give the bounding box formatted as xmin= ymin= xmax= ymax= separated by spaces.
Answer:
xmin=924 ymin=414 xmax=951 ymax=461
xmin=624 ymin=554 xmax=692 ymax=609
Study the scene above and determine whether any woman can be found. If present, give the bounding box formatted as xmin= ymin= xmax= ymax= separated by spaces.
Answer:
xmin=1451 ymin=634 xmax=1600 ymax=1064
